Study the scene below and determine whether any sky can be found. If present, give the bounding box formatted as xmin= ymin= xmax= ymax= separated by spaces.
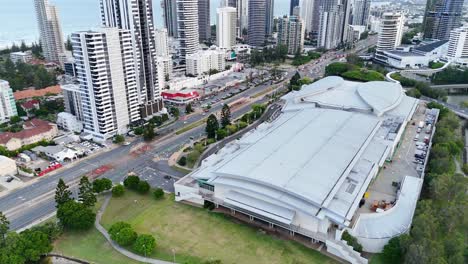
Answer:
xmin=0 ymin=0 xmax=291 ymax=48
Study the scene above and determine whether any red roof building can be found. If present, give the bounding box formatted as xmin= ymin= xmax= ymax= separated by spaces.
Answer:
xmin=161 ymin=90 xmax=200 ymax=104
xmin=0 ymin=119 xmax=58 ymax=151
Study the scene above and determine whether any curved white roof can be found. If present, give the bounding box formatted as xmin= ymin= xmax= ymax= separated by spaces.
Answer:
xmin=284 ymin=77 xmax=406 ymax=116
xmin=356 ymin=81 xmax=403 ymax=116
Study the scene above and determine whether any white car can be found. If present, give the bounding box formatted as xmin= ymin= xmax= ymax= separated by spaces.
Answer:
xmin=123 ymin=142 xmax=130 ymax=146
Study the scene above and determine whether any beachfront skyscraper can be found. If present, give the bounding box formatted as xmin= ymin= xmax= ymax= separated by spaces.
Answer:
xmin=33 ymin=0 xmax=66 ymax=64
xmin=100 ymin=0 xmax=163 ymax=118
xmin=177 ymin=0 xmax=199 ymax=60
xmin=71 ymin=28 xmax=140 ymax=141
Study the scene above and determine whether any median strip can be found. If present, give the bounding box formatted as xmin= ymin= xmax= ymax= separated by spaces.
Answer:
xmin=175 ymin=118 xmax=207 ymax=135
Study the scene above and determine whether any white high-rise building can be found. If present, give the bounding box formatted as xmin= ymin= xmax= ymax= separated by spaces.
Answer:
xmin=223 ymin=0 xmax=248 ymax=38
xmin=0 ymin=80 xmax=18 ymax=124
xmin=317 ymin=0 xmax=352 ymax=49
xmin=72 ymin=28 xmax=140 ymax=141
xmin=446 ymin=26 xmax=468 ymax=65
xmin=376 ymin=12 xmax=404 ymax=52
xmin=155 ymin=28 xmax=170 ymax=57
xmin=351 ymin=0 xmax=371 ymax=26
xmin=374 ymin=12 xmax=404 ymax=63
xmin=177 ymin=0 xmax=199 ymax=60
xmin=186 ymin=48 xmax=226 ymax=76
xmin=34 ymin=0 xmax=66 ymax=64
xmin=217 ymin=7 xmax=237 ymax=50
xmin=100 ymin=0 xmax=163 ymax=118
xmin=278 ymin=15 xmax=305 ymax=54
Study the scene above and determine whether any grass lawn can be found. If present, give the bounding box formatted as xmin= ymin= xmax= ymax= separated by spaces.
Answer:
xmin=53 ymin=228 xmax=140 ymax=264
xmin=99 ymin=191 xmax=337 ymax=264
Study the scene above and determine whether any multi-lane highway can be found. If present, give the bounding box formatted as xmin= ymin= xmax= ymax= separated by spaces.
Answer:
xmin=0 ymin=37 xmax=377 ymax=231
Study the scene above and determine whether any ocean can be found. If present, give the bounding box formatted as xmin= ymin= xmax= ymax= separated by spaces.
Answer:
xmin=0 ymin=0 xmax=290 ymax=49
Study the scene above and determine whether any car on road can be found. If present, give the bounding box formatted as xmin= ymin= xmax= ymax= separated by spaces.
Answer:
xmin=123 ymin=142 xmax=130 ymax=146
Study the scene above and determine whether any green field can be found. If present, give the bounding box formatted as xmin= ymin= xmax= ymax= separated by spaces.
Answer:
xmin=54 ymin=192 xmax=336 ymax=264
xmin=100 ymin=192 xmax=336 ymax=264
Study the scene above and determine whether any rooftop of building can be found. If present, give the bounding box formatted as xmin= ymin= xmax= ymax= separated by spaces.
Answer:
xmin=14 ymin=85 xmax=61 ymax=100
xmin=20 ymin=99 xmax=40 ymax=110
xmin=414 ymin=39 xmax=448 ymax=52
xmin=184 ymin=77 xmax=418 ymax=226
xmin=0 ymin=119 xmax=55 ymax=144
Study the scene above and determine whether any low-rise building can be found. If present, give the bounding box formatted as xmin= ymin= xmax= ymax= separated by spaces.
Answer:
xmin=157 ymin=56 xmax=173 ymax=90
xmin=56 ymin=112 xmax=83 ymax=133
xmin=186 ymin=47 xmax=226 ymax=76
xmin=380 ymin=40 xmax=448 ymax=69
xmin=348 ymin=25 xmax=367 ymax=42
xmin=32 ymin=145 xmax=79 ymax=162
xmin=20 ymin=99 xmax=40 ymax=116
xmin=161 ymin=90 xmax=200 ymax=104
xmin=10 ymin=51 xmax=33 ymax=64
xmin=175 ymin=76 xmax=422 ymax=262
xmin=0 ymin=156 xmax=17 ymax=176
xmin=0 ymin=119 xmax=58 ymax=150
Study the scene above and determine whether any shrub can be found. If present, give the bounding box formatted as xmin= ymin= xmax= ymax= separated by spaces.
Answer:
xmin=153 ymin=188 xmax=164 ymax=199
xmin=237 ymin=121 xmax=248 ymax=129
xmin=124 ymin=175 xmax=140 ymax=190
xmin=178 ymin=156 xmax=187 ymax=166
xmin=204 ymin=200 xmax=215 ymax=210
xmin=462 ymin=164 xmax=468 ymax=175
xmin=216 ymin=129 xmax=227 ymax=140
xmin=341 ymin=69 xmax=385 ymax=82
xmin=109 ymin=222 xmax=132 ymax=239
xmin=137 ymin=181 xmax=150 ymax=194
xmin=114 ymin=227 xmax=137 ymax=246
xmin=112 ymin=184 xmax=125 ymax=197
xmin=133 ymin=234 xmax=156 ymax=256
xmin=341 ymin=230 xmax=363 ymax=252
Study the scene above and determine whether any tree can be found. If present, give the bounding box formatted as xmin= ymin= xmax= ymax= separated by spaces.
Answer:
xmin=178 ymin=156 xmax=187 ymax=166
xmin=55 ymin=179 xmax=72 ymax=208
xmin=20 ymin=41 xmax=28 ymax=52
xmin=112 ymin=185 xmax=125 ymax=197
xmin=153 ymin=188 xmax=164 ymax=199
xmin=92 ymin=178 xmax=113 ymax=193
xmin=18 ymin=229 xmax=53 ymax=262
xmin=57 ymin=201 xmax=96 ymax=230
xmin=65 ymin=36 xmax=72 ymax=51
xmin=382 ymin=235 xmax=409 ymax=263
xmin=124 ymin=175 xmax=140 ymax=190
xmin=109 ymin=222 xmax=132 ymax=238
xmin=133 ymin=234 xmax=156 ymax=256
xmin=143 ymin=123 xmax=155 ymax=141
xmin=0 ymin=212 xmax=9 ymax=245
xmin=169 ymin=107 xmax=180 ymax=118
xmin=78 ymin=176 xmax=96 ymax=207
xmin=220 ymin=104 xmax=231 ymax=127
xmin=216 ymin=128 xmax=227 ymax=140
xmin=114 ymin=227 xmax=137 ymax=246
xmin=205 ymin=114 xmax=219 ymax=139
xmin=113 ymin=134 xmax=125 ymax=144
xmin=185 ymin=103 xmax=193 ymax=114
xmin=289 ymin=71 xmax=301 ymax=90
xmin=137 ymin=181 xmax=151 ymax=194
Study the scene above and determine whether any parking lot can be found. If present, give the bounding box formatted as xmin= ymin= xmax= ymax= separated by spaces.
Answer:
xmin=360 ymin=102 xmax=435 ymax=214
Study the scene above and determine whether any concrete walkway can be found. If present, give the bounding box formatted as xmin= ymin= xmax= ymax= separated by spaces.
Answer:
xmin=95 ymin=194 xmax=175 ymax=264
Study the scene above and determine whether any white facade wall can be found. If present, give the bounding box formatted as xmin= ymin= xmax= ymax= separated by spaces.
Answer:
xmin=56 ymin=112 xmax=83 ymax=133
xmin=72 ymin=28 xmax=139 ymax=141
xmin=377 ymin=13 xmax=404 ymax=52
xmin=186 ymin=49 xmax=226 ymax=76
xmin=0 ymin=80 xmax=18 ymax=124
xmin=217 ymin=7 xmax=237 ymax=50
xmin=155 ymin=28 xmax=170 ymax=57
xmin=177 ymin=0 xmax=199 ymax=59
xmin=61 ymin=84 xmax=84 ymax=121
xmin=10 ymin=51 xmax=33 ymax=64
xmin=278 ymin=16 xmax=305 ymax=54
xmin=157 ymin=56 xmax=173 ymax=89
xmin=446 ymin=26 xmax=468 ymax=65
